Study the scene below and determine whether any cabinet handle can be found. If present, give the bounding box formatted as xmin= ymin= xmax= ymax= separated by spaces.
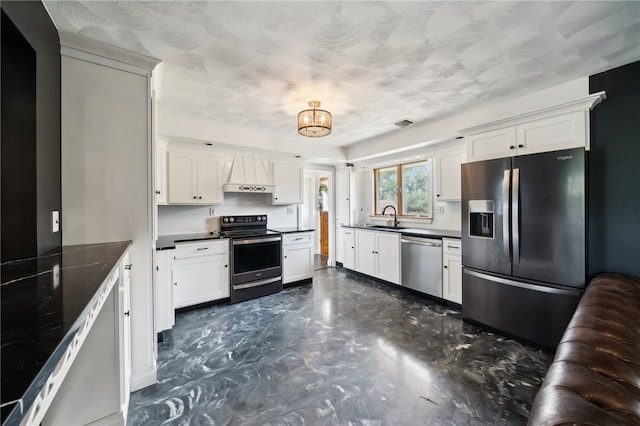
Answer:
xmin=447 ymin=245 xmax=460 ymax=250
xmin=294 ymin=237 xmax=303 ymax=241
xmin=518 ymin=144 xmax=524 ymax=148
xmin=509 ymin=145 xmax=515 ymax=149
xmin=198 ymin=196 xmax=202 ymax=199
xmin=193 ymin=196 xmax=197 ymax=199
xmin=225 ymin=264 xmax=228 ymax=268
xmin=436 ymin=194 xmax=440 ymax=197
xmin=444 ymin=265 xmax=448 ymax=269
xmin=155 ymin=190 xmax=161 ymax=195
xmin=124 ymin=311 xmax=130 ymax=317
xmin=174 ymin=282 xmax=177 ymax=286
xmin=284 ymin=256 xmax=288 ymax=259
xmin=196 ymin=247 xmax=209 ymax=251
xmin=124 ymin=264 xmax=132 ymax=270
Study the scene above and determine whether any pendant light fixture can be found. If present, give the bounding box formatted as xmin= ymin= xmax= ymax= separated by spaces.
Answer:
xmin=298 ymin=100 xmax=332 ymax=137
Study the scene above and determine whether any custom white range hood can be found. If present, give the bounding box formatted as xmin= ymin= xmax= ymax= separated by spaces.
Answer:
xmin=223 ymin=156 xmax=275 ymax=193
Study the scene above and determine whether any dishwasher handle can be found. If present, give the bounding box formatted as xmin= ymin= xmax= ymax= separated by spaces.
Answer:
xmin=401 ymin=238 xmax=442 ymax=247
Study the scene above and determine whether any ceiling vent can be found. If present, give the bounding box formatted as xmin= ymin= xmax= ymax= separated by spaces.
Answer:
xmin=394 ymin=118 xmax=414 ymax=128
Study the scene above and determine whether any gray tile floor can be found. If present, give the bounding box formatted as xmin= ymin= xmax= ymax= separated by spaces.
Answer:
xmin=128 ymin=267 xmax=552 ymax=425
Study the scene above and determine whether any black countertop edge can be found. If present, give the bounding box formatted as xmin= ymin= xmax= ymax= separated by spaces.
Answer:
xmin=268 ymin=227 xmax=315 ymax=234
xmin=156 ymin=233 xmax=226 ymax=250
xmin=1 ymin=241 xmax=132 ymax=426
xmin=341 ymin=225 xmax=461 ymax=239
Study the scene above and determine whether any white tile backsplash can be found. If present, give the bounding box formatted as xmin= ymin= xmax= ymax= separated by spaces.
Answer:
xmin=158 ymin=193 xmax=297 ymax=235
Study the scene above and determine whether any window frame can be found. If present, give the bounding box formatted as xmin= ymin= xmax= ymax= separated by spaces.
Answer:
xmin=373 ymin=159 xmax=433 ymax=219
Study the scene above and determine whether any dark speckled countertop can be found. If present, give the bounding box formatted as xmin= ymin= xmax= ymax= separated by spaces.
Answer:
xmin=268 ymin=227 xmax=315 ymax=234
xmin=341 ymin=225 xmax=461 ymax=239
xmin=0 ymin=241 xmax=131 ymax=424
xmin=156 ymin=232 xmax=226 ymax=250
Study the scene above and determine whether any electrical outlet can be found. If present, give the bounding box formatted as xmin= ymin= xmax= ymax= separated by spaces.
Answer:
xmin=209 ymin=208 xmax=216 ymax=216
xmin=435 ymin=206 xmax=445 ymax=214
xmin=287 ymin=206 xmax=295 ymax=214
xmin=52 ymin=211 xmax=60 ymax=232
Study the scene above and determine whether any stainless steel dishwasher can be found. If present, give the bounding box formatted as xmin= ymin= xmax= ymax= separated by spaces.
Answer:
xmin=401 ymin=236 xmax=443 ymax=297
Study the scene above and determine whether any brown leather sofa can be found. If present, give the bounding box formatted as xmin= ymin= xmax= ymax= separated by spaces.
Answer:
xmin=527 ymin=273 xmax=640 ymax=425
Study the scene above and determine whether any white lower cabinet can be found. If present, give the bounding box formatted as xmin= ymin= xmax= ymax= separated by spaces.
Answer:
xmin=155 ymin=249 xmax=175 ymax=332
xmin=282 ymin=232 xmax=314 ymax=284
xmin=335 ymin=226 xmax=345 ymax=264
xmin=119 ymin=253 xmax=132 ymax=418
xmin=343 ymin=228 xmax=355 ymax=270
xmin=173 ymin=240 xmax=230 ymax=308
xmin=355 ymin=229 xmax=401 ymax=284
xmin=442 ymin=238 xmax=462 ymax=304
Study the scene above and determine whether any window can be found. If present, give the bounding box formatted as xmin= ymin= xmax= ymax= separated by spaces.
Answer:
xmin=374 ymin=159 xmax=432 ymax=218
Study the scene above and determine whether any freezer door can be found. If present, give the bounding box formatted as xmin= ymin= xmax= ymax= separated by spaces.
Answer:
xmin=512 ymin=148 xmax=586 ymax=288
xmin=462 ymin=268 xmax=582 ymax=348
xmin=461 ymin=157 xmax=512 ymax=276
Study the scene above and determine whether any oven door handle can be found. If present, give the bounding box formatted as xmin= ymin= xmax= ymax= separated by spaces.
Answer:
xmin=232 ymin=276 xmax=281 ymax=290
xmin=232 ymin=236 xmax=282 ymax=246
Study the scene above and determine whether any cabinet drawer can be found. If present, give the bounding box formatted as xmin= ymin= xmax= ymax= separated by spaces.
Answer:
xmin=283 ymin=232 xmax=313 ymax=246
xmin=174 ymin=240 xmax=229 ymax=259
xmin=442 ymin=238 xmax=461 ymax=256
xmin=343 ymin=228 xmax=355 ymax=239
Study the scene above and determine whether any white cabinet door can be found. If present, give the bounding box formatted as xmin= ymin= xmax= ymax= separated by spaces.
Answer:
xmin=436 ymin=150 xmax=464 ymax=201
xmin=210 ymin=253 xmax=230 ymax=300
xmin=168 ymin=152 xmax=197 ymax=204
xmin=517 ymin=111 xmax=587 ymax=156
xmin=197 ymin=156 xmax=223 ymax=204
xmin=336 ymin=169 xmax=350 ymax=223
xmin=344 ymin=236 xmax=355 ymax=270
xmin=173 ymin=241 xmax=229 ymax=308
xmin=376 ymin=232 xmax=401 ymax=284
xmin=283 ymin=244 xmax=313 ymax=283
xmin=272 ymin=161 xmax=303 ymax=204
xmin=282 ymin=232 xmax=314 ymax=284
xmin=442 ymin=238 xmax=462 ymax=304
xmin=335 ymin=227 xmax=345 ymax=264
xmin=465 ymin=127 xmax=517 ymax=162
xmin=155 ymin=140 xmax=168 ymax=204
xmin=120 ymin=252 xmax=132 ymax=415
xmin=154 ymin=250 xmax=174 ymax=332
xmin=355 ymin=230 xmax=377 ymax=277
xmin=168 ymin=151 xmax=223 ymax=205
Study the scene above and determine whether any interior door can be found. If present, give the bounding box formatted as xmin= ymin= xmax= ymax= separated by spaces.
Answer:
xmin=512 ymin=148 xmax=586 ymax=288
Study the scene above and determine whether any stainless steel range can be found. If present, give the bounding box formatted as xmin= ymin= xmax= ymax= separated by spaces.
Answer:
xmin=220 ymin=215 xmax=282 ymax=303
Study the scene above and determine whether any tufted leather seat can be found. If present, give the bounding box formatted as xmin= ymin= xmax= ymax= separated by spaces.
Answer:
xmin=528 ymin=273 xmax=640 ymax=426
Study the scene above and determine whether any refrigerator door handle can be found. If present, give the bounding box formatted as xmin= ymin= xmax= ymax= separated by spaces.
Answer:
xmin=503 ymin=169 xmax=511 ymax=260
xmin=512 ymin=168 xmax=520 ymax=264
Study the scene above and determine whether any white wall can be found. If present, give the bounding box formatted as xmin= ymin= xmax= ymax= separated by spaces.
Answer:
xmin=158 ymin=193 xmax=297 ymax=235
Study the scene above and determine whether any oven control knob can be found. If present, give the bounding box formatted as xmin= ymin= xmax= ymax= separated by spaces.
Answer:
xmin=257 ymin=216 xmax=262 ymax=221
xmin=223 ymin=217 xmax=228 ymax=223
xmin=229 ymin=217 xmax=234 ymax=222
xmin=262 ymin=216 xmax=267 ymax=221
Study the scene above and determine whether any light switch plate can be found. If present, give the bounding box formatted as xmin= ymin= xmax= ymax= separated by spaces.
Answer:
xmin=209 ymin=208 xmax=216 ymax=216
xmin=435 ymin=206 xmax=445 ymax=214
xmin=52 ymin=211 xmax=60 ymax=232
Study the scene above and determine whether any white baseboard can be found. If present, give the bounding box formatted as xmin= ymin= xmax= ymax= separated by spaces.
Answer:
xmin=130 ymin=367 xmax=157 ymax=392
xmin=87 ymin=411 xmax=124 ymax=426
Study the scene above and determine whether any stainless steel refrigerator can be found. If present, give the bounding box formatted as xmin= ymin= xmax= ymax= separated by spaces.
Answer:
xmin=461 ymin=148 xmax=586 ymax=348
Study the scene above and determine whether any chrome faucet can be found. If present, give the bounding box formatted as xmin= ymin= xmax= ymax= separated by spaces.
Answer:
xmin=382 ymin=205 xmax=398 ymax=228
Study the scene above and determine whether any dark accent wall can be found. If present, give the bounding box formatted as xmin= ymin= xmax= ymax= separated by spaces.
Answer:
xmin=1 ymin=2 xmax=61 ymax=262
xmin=588 ymin=61 xmax=640 ymax=279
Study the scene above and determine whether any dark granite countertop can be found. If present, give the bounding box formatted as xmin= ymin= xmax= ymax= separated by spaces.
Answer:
xmin=156 ymin=232 xmax=226 ymax=250
xmin=269 ymin=227 xmax=315 ymax=234
xmin=1 ymin=241 xmax=131 ymax=424
xmin=342 ymin=225 xmax=461 ymax=239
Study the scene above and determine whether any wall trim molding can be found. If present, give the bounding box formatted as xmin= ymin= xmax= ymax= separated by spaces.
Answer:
xmin=458 ymin=92 xmax=606 ymax=136
xmin=59 ymin=32 xmax=160 ymax=76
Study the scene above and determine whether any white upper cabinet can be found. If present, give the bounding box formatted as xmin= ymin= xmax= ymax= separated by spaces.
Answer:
xmin=461 ymin=92 xmax=605 ymax=162
xmin=168 ymin=150 xmax=223 ymax=204
xmin=272 ymin=161 xmax=303 ymax=204
xmin=436 ymin=148 xmax=464 ymax=201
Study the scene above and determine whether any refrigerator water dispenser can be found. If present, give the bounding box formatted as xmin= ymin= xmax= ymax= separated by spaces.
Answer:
xmin=469 ymin=200 xmax=494 ymax=238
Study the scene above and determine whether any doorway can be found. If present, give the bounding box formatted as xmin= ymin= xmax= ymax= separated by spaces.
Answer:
xmin=319 ymin=177 xmax=329 ymax=257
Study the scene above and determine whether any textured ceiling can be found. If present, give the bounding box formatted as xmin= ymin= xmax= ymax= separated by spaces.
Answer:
xmin=44 ymin=1 xmax=640 ymax=150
